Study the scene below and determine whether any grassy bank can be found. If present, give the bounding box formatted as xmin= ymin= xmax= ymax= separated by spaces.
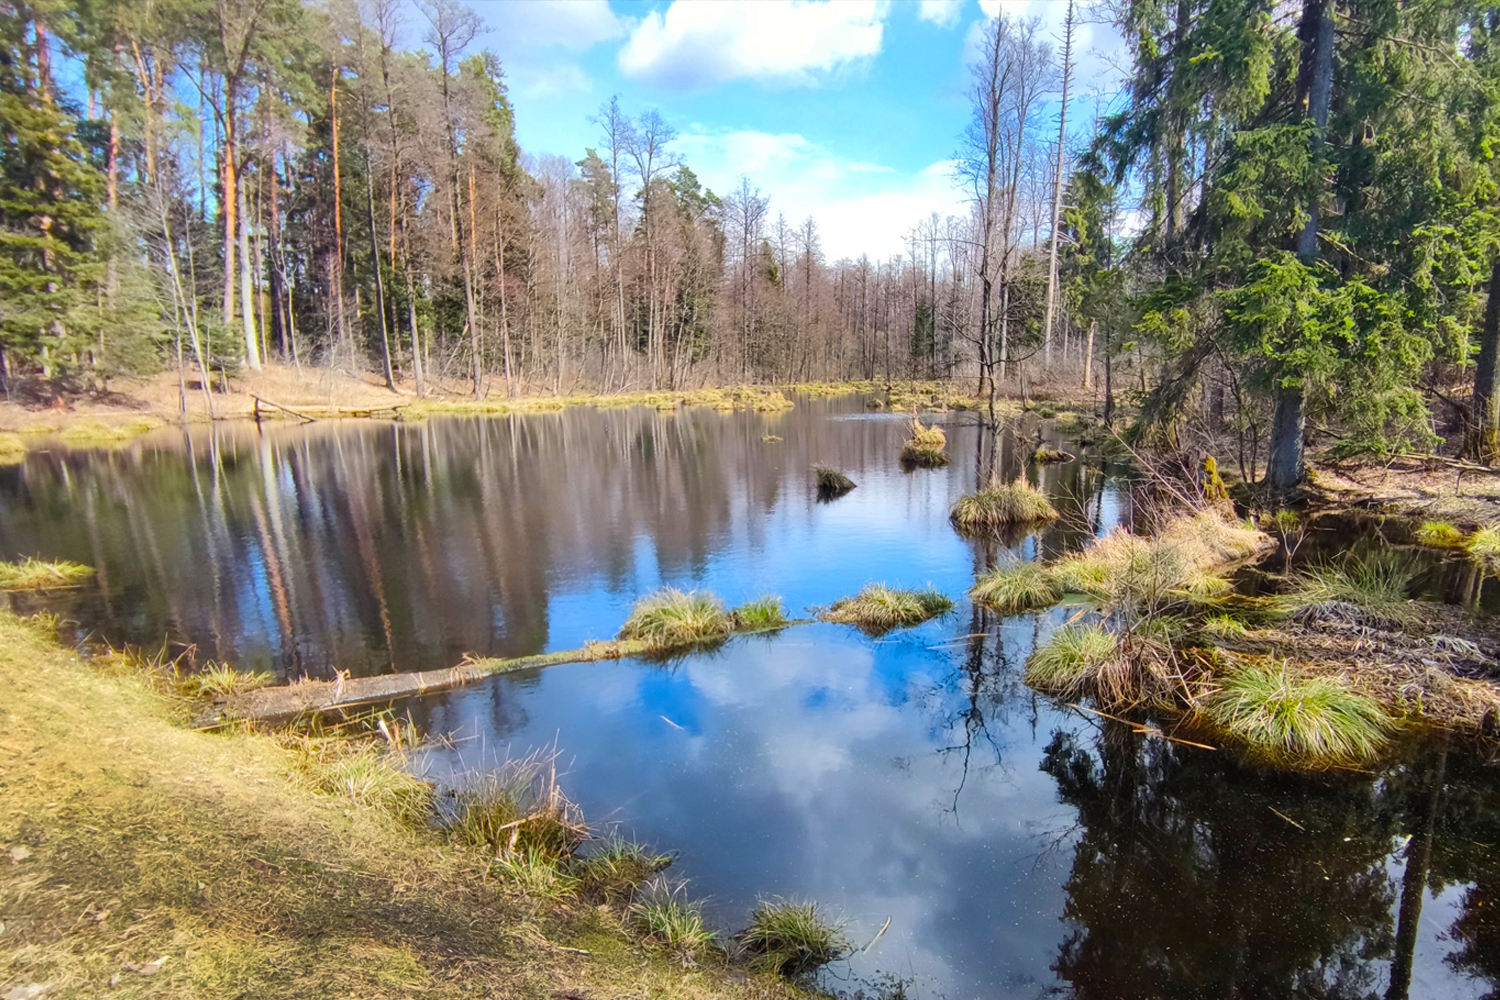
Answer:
xmin=0 ymin=612 xmax=811 ymax=1000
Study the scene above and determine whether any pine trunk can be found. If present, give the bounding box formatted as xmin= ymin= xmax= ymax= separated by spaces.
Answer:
xmin=1466 ymin=257 xmax=1500 ymax=464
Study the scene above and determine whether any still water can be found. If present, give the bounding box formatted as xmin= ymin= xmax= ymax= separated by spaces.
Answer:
xmin=2 ymin=396 xmax=1497 ymax=998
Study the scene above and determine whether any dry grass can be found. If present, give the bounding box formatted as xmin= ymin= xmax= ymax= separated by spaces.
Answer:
xmin=737 ymin=899 xmax=847 ymax=979
xmin=950 ymin=477 xmax=1058 ymax=530
xmin=1468 ymin=526 xmax=1500 ymax=574
xmin=899 ymin=416 xmax=948 ymax=467
xmin=447 ymin=749 xmax=589 ymax=860
xmin=820 ymin=584 xmax=953 ymax=635
xmin=0 ymin=557 xmax=94 ymax=590
xmin=0 ymin=611 xmax=816 ymax=1000
xmin=627 ymin=877 xmax=718 ymax=965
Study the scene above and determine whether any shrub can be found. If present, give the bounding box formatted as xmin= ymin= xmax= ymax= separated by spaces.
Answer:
xmin=950 ymin=477 xmax=1058 ymax=530
xmin=821 ymin=585 xmax=953 ymax=634
xmin=969 ymin=562 xmax=1063 ymax=614
xmin=619 ymin=588 xmax=734 ymax=649
xmin=738 ymin=899 xmax=847 ymax=978
xmin=1203 ymin=660 xmax=1392 ymax=767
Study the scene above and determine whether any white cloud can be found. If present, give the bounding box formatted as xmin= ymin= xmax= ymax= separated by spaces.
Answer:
xmin=917 ymin=0 xmax=964 ymax=28
xmin=618 ymin=1 xmax=889 ymax=88
xmin=674 ymin=129 xmax=967 ymax=261
xmin=482 ymin=0 xmax=631 ymax=51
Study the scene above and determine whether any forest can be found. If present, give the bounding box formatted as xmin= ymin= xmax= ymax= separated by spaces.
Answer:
xmin=0 ymin=0 xmax=1497 ymax=492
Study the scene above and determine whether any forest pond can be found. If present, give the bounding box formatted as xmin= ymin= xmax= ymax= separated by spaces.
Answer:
xmin=3 ymin=395 xmax=1499 ymax=998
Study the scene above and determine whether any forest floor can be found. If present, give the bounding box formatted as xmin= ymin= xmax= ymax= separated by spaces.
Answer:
xmin=1308 ymin=457 xmax=1500 ymax=527
xmin=0 ymin=611 xmax=809 ymax=1000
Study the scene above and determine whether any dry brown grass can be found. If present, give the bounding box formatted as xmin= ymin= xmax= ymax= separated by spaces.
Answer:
xmin=0 ymin=611 xmax=812 ymax=1000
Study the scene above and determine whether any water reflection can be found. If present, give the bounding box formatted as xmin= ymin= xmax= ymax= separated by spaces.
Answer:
xmin=0 ymin=398 xmax=1100 ymax=678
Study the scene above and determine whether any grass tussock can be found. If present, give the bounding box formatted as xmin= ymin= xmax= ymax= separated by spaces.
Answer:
xmin=286 ymin=738 xmax=434 ymax=826
xmin=762 ymin=433 xmax=782 ymax=443
xmin=573 ymin=835 xmax=673 ymax=902
xmin=899 ymin=416 xmax=949 ymax=468
xmin=821 ymin=584 xmax=953 ymax=634
xmin=732 ymin=595 xmax=790 ymax=631
xmin=628 ymin=877 xmax=718 ymax=964
xmin=1202 ymin=660 xmax=1393 ymax=768
xmin=495 ymin=848 xmax=581 ymax=900
xmin=814 ymin=465 xmax=856 ymax=496
xmin=0 ymin=557 xmax=94 ymax=590
xmin=618 ymin=588 xmax=735 ymax=649
xmin=177 ymin=662 xmax=274 ymax=698
xmin=969 ymin=562 xmax=1063 ymax=614
xmin=1200 ymin=615 xmax=1251 ymax=642
xmin=737 ymin=899 xmax=847 ymax=978
xmin=1468 ymin=526 xmax=1500 ymax=573
xmin=447 ymin=750 xmax=588 ymax=860
xmin=1032 ymin=446 xmax=1072 ymax=465
xmin=1288 ymin=553 xmax=1417 ymax=626
xmin=950 ymin=477 xmax=1058 ymax=530
xmin=1416 ymin=520 xmax=1468 ymax=548
xmin=1024 ymin=625 xmax=1119 ymax=701
xmin=1049 ymin=512 xmax=1266 ymax=608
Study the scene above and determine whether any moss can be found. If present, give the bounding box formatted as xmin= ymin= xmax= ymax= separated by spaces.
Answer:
xmin=1202 ymin=660 xmax=1392 ymax=768
xmin=0 ymin=557 xmax=94 ymax=590
xmin=1201 ymin=456 xmax=1229 ymax=502
xmin=950 ymin=477 xmax=1058 ymax=530
xmin=969 ymin=562 xmax=1063 ymax=614
xmin=820 ymin=584 xmax=953 ymax=635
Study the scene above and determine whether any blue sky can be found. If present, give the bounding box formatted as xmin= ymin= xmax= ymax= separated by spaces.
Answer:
xmin=462 ymin=0 xmax=1126 ymax=261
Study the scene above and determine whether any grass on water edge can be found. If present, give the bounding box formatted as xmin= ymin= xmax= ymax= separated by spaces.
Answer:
xmin=899 ymin=416 xmax=949 ymax=468
xmin=1024 ymin=624 xmax=1121 ymax=702
xmin=617 ymin=588 xmax=791 ymax=650
xmin=627 ymin=877 xmax=718 ymax=965
xmin=814 ymin=466 xmax=855 ymax=496
xmin=0 ymin=557 xmax=95 ymax=590
xmin=0 ymin=609 xmax=819 ymax=1000
xmin=969 ymin=562 xmax=1063 ymax=614
xmin=1201 ymin=659 xmax=1393 ymax=768
xmin=820 ymin=584 xmax=953 ymax=635
xmin=950 ymin=477 xmax=1058 ymax=530
xmin=737 ymin=899 xmax=848 ymax=979
xmin=1286 ymin=553 xmax=1419 ymax=627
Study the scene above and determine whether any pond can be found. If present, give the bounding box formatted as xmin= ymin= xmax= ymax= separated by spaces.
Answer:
xmin=2 ymin=396 xmax=1498 ymax=998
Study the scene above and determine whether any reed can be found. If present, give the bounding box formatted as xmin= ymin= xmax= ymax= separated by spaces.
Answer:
xmin=619 ymin=588 xmax=735 ymax=649
xmin=1202 ymin=660 xmax=1392 ymax=767
xmin=738 ymin=899 xmax=846 ymax=978
xmin=0 ymin=557 xmax=94 ymax=590
xmin=821 ymin=584 xmax=953 ymax=634
xmin=969 ymin=562 xmax=1063 ymax=614
xmin=950 ymin=477 xmax=1058 ymax=530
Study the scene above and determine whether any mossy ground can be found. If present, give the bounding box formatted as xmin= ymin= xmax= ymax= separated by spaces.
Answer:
xmin=0 ymin=613 xmax=807 ymax=1000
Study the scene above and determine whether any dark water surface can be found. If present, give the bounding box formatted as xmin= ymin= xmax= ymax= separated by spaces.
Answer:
xmin=3 ymin=397 xmax=1498 ymax=998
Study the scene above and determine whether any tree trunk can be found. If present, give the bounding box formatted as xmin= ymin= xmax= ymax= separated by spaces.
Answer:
xmin=1042 ymin=0 xmax=1074 ymax=369
xmin=364 ymin=149 xmax=395 ymax=390
xmin=238 ymin=164 xmax=261 ymax=369
xmin=1466 ymin=257 xmax=1500 ymax=463
xmin=1268 ymin=0 xmax=1335 ymax=493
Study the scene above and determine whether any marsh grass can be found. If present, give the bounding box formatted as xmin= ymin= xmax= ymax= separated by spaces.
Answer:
xmin=1200 ymin=615 xmax=1250 ymax=642
xmin=899 ymin=416 xmax=948 ymax=468
xmin=737 ymin=899 xmax=847 ymax=978
xmin=1203 ymin=660 xmax=1392 ymax=767
xmin=286 ymin=739 xmax=434 ymax=826
xmin=969 ymin=562 xmax=1063 ymax=614
xmin=618 ymin=588 xmax=734 ymax=649
xmin=821 ymin=584 xmax=953 ymax=634
xmin=814 ymin=466 xmax=856 ymax=496
xmin=1416 ymin=521 xmax=1468 ymax=548
xmin=628 ymin=876 xmax=718 ymax=964
xmin=573 ymin=835 xmax=673 ymax=902
xmin=950 ymin=477 xmax=1058 ymax=530
xmin=178 ymin=662 xmax=273 ymax=698
xmin=0 ymin=432 xmax=25 ymax=465
xmin=1032 ymin=446 xmax=1072 ymax=464
xmin=1024 ymin=625 xmax=1119 ymax=700
xmin=0 ymin=557 xmax=94 ymax=590
xmin=495 ymin=848 xmax=581 ymax=901
xmin=762 ymin=433 xmax=783 ymax=443
xmin=1289 ymin=553 xmax=1417 ymax=626
xmin=1468 ymin=526 xmax=1500 ymax=573
xmin=447 ymin=750 xmax=588 ymax=859
xmin=732 ymin=595 xmax=789 ymax=631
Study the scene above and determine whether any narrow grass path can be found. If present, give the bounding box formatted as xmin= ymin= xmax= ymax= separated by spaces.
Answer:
xmin=0 ymin=612 xmax=806 ymax=1000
